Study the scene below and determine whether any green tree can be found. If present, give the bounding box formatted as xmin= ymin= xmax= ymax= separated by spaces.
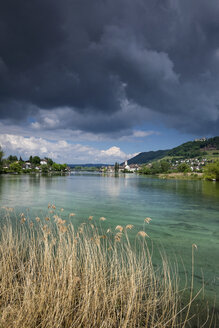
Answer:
xmin=114 ymin=162 xmax=119 ymax=173
xmin=61 ymin=164 xmax=67 ymax=171
xmin=204 ymin=161 xmax=219 ymax=181
xmin=9 ymin=162 xmax=22 ymax=173
xmin=160 ymin=160 xmax=170 ymax=173
xmin=140 ymin=160 xmax=171 ymax=175
xmin=52 ymin=163 xmax=61 ymax=171
xmin=177 ymin=163 xmax=191 ymax=173
xmin=150 ymin=162 xmax=162 ymax=174
xmin=29 ymin=156 xmax=33 ymax=163
xmin=8 ymin=155 xmax=18 ymax=162
xmin=41 ymin=164 xmax=49 ymax=173
xmin=32 ymin=156 xmax=41 ymax=165
xmin=46 ymin=158 xmax=53 ymax=166
xmin=0 ymin=147 xmax=4 ymax=172
xmin=139 ymin=165 xmax=151 ymax=175
xmin=52 ymin=163 xmax=67 ymax=171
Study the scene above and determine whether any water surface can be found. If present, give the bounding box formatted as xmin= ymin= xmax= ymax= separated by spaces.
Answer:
xmin=0 ymin=173 xmax=218 ymax=309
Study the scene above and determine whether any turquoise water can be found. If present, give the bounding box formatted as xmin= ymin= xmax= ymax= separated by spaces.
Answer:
xmin=0 ymin=173 xmax=219 ymax=310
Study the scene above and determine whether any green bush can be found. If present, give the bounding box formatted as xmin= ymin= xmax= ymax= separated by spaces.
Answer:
xmin=52 ymin=163 xmax=67 ymax=171
xmin=177 ymin=163 xmax=191 ymax=173
xmin=204 ymin=161 xmax=219 ymax=180
xmin=9 ymin=162 xmax=22 ymax=173
xmin=41 ymin=164 xmax=49 ymax=173
xmin=139 ymin=165 xmax=151 ymax=174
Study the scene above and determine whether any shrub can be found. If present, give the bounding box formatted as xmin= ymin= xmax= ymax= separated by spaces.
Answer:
xmin=177 ymin=163 xmax=191 ymax=173
xmin=204 ymin=161 xmax=219 ymax=180
xmin=9 ymin=162 xmax=22 ymax=173
xmin=41 ymin=164 xmax=49 ymax=173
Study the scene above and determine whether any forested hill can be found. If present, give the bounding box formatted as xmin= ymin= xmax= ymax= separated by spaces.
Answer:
xmin=127 ymin=150 xmax=169 ymax=165
xmin=168 ymin=136 xmax=219 ymax=157
xmin=127 ymin=137 xmax=219 ymax=164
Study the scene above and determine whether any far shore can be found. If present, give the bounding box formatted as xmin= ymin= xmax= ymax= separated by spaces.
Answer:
xmin=1 ymin=170 xmax=218 ymax=182
xmin=158 ymin=172 xmax=204 ymax=180
xmin=0 ymin=171 xmax=70 ymax=176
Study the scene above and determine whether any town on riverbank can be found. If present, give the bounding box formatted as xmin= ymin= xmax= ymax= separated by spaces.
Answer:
xmin=1 ymin=136 xmax=219 ymax=180
xmin=101 ymin=137 xmax=219 ymax=181
xmin=0 ymin=152 xmax=219 ymax=181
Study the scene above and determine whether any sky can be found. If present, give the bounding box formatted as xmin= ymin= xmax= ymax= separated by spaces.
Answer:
xmin=0 ymin=0 xmax=219 ymax=164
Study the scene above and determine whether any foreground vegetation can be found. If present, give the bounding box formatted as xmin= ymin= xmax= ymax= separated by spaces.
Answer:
xmin=0 ymin=208 xmax=216 ymax=327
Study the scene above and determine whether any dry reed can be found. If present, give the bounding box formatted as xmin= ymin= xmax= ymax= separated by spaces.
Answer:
xmin=0 ymin=209 xmax=214 ymax=328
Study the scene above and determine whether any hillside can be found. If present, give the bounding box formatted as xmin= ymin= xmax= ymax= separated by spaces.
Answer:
xmin=127 ymin=150 xmax=169 ymax=165
xmin=168 ymin=136 xmax=219 ymax=157
xmin=127 ymin=137 xmax=219 ymax=164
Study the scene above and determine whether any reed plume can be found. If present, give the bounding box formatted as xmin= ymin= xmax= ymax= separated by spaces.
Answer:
xmin=0 ymin=209 xmax=213 ymax=328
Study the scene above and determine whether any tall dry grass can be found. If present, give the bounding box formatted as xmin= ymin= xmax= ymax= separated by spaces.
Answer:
xmin=0 ymin=208 xmax=214 ymax=327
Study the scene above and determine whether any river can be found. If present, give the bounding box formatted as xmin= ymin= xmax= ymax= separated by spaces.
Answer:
xmin=0 ymin=173 xmax=218 ymax=313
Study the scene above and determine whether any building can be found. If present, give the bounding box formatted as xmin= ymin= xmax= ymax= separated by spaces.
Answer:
xmin=24 ymin=162 xmax=31 ymax=169
xmin=40 ymin=159 xmax=47 ymax=165
xmin=195 ymin=137 xmax=206 ymax=142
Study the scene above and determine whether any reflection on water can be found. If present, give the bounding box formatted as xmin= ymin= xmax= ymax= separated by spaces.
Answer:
xmin=102 ymin=177 xmax=121 ymax=198
xmin=0 ymin=173 xmax=218 ymax=309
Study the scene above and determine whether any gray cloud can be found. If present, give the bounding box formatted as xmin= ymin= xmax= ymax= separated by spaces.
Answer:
xmin=0 ymin=0 xmax=219 ymax=135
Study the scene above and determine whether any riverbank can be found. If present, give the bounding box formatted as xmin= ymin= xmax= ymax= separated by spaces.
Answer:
xmin=0 ymin=171 xmax=70 ymax=176
xmin=158 ymin=172 xmax=204 ymax=180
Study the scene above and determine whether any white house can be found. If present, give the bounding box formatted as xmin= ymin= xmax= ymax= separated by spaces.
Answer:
xmin=25 ymin=162 xmax=31 ymax=169
xmin=40 ymin=160 xmax=47 ymax=165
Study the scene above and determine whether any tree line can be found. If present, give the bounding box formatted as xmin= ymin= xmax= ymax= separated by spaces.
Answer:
xmin=139 ymin=158 xmax=219 ymax=180
xmin=0 ymin=147 xmax=67 ymax=174
xmin=139 ymin=160 xmax=192 ymax=175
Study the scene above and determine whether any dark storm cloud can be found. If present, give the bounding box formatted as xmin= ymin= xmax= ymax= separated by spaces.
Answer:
xmin=0 ymin=0 xmax=219 ymax=135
